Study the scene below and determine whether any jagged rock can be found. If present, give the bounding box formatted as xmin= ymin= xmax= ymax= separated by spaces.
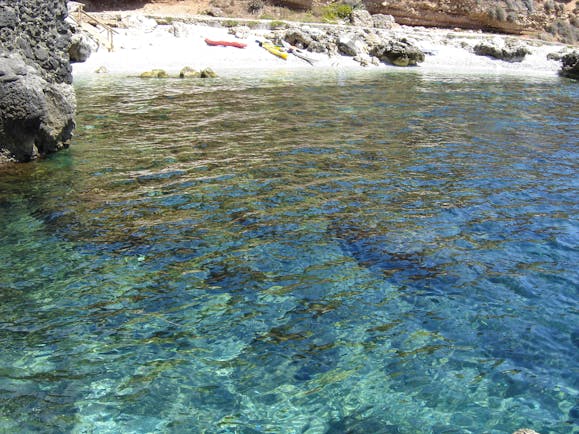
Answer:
xmin=372 ymin=14 xmax=396 ymax=29
xmin=140 ymin=69 xmax=168 ymax=78
xmin=559 ymin=51 xmax=579 ymax=80
xmin=283 ymin=27 xmax=314 ymax=49
xmin=1 ymin=0 xmax=75 ymax=162
xmin=369 ymin=38 xmax=425 ymax=66
xmin=281 ymin=26 xmax=335 ymax=54
xmin=350 ymin=9 xmax=373 ymax=27
xmin=69 ymin=33 xmax=94 ymax=63
xmin=200 ymin=68 xmax=217 ymax=78
xmin=473 ymin=41 xmax=531 ymax=62
xmin=179 ymin=66 xmax=200 ymax=78
xmin=0 ymin=52 xmax=75 ymax=162
xmin=338 ymin=32 xmax=367 ymax=57
xmin=95 ymin=66 xmax=108 ymax=74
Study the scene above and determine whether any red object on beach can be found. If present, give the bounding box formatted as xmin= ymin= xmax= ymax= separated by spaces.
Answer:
xmin=204 ymin=38 xmax=247 ymax=49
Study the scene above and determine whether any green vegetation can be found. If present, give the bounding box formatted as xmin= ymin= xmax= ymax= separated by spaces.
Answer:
xmin=222 ymin=19 xmax=240 ymax=28
xmin=547 ymin=18 xmax=578 ymax=44
xmin=247 ymin=0 xmax=264 ymax=14
xmin=268 ymin=20 xmax=289 ymax=30
xmin=320 ymin=3 xmax=353 ymax=23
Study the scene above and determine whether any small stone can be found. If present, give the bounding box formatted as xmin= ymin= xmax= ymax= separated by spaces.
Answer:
xmin=200 ymin=67 xmax=217 ymax=78
xmin=140 ymin=69 xmax=168 ymax=78
xmin=179 ymin=66 xmax=200 ymax=78
xmin=512 ymin=429 xmax=540 ymax=434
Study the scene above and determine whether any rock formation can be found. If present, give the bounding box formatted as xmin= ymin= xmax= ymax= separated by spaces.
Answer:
xmin=362 ymin=0 xmax=578 ymax=43
xmin=473 ymin=39 xmax=531 ymax=62
xmin=559 ymin=50 xmax=579 ymax=79
xmin=0 ymin=0 xmax=76 ymax=163
xmin=273 ymin=25 xmax=425 ymax=67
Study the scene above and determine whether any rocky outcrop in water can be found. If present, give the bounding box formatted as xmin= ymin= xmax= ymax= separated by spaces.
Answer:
xmin=559 ymin=51 xmax=579 ymax=79
xmin=473 ymin=39 xmax=531 ymax=62
xmin=0 ymin=0 xmax=76 ymax=163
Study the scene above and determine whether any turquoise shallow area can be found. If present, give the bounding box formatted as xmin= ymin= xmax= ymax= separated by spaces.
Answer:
xmin=0 ymin=71 xmax=578 ymax=433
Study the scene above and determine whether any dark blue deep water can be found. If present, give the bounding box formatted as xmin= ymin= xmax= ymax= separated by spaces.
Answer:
xmin=0 ymin=72 xmax=577 ymax=433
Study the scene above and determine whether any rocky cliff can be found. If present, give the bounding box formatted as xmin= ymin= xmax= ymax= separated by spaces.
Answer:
xmin=362 ymin=0 xmax=577 ymax=43
xmin=79 ymin=1 xmax=578 ymax=43
xmin=0 ymin=0 xmax=76 ymax=163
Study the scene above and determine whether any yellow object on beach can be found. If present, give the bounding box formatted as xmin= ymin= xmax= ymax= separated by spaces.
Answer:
xmin=259 ymin=41 xmax=288 ymax=60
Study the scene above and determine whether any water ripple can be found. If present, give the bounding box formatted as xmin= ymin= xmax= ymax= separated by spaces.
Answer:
xmin=0 ymin=72 xmax=577 ymax=432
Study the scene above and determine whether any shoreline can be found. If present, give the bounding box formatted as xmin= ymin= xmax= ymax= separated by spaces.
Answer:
xmin=71 ymin=11 xmax=573 ymax=81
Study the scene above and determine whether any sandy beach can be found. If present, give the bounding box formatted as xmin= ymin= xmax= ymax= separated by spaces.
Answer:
xmin=70 ymin=11 xmax=573 ymax=81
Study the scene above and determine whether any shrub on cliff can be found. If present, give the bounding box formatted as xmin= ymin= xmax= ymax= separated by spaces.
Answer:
xmin=321 ymin=3 xmax=353 ymax=22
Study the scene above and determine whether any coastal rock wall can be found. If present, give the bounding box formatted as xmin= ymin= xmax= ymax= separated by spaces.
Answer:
xmin=0 ymin=0 xmax=76 ymax=163
xmin=363 ymin=0 xmax=578 ymax=43
xmin=75 ymin=0 xmax=579 ymax=43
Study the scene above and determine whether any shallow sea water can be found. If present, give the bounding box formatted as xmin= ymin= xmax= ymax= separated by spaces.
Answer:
xmin=0 ymin=71 xmax=578 ymax=433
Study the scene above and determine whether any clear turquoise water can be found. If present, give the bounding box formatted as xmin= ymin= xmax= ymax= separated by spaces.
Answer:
xmin=0 ymin=71 xmax=577 ymax=433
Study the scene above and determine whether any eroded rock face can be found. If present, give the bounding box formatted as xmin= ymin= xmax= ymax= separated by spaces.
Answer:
xmin=0 ymin=52 xmax=75 ymax=162
xmin=0 ymin=0 xmax=76 ymax=163
xmin=559 ymin=51 xmax=579 ymax=79
xmin=363 ymin=0 xmax=578 ymax=43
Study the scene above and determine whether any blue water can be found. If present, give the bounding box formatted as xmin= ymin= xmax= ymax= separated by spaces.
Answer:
xmin=0 ymin=72 xmax=577 ymax=433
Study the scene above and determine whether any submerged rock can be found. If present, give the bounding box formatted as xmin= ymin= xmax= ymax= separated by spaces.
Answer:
xmin=140 ymin=69 xmax=169 ymax=78
xmin=200 ymin=67 xmax=217 ymax=78
xmin=179 ymin=66 xmax=200 ymax=78
xmin=559 ymin=51 xmax=579 ymax=80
